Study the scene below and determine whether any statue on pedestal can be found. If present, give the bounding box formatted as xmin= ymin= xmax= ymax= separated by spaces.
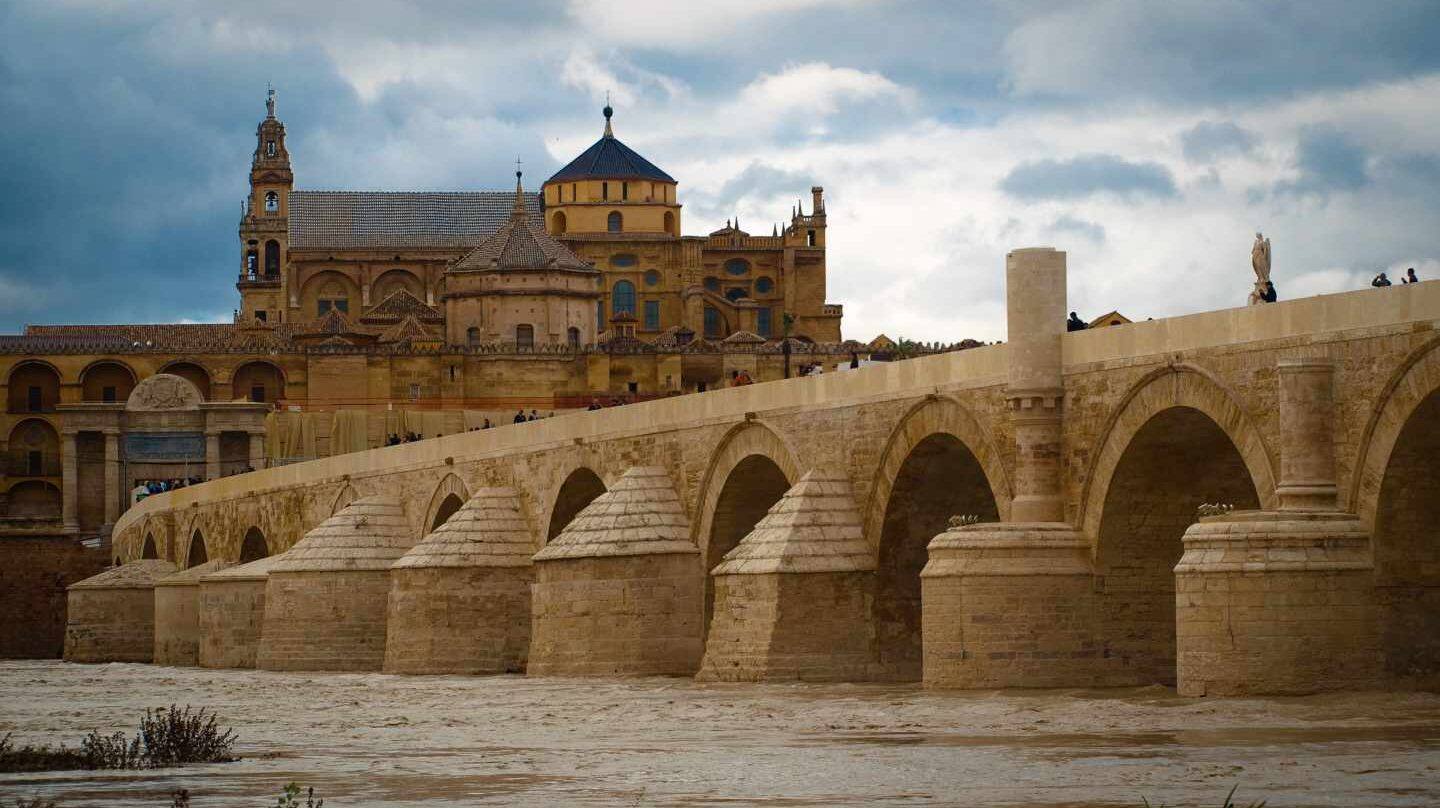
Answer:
xmin=1248 ymin=232 xmax=1272 ymax=305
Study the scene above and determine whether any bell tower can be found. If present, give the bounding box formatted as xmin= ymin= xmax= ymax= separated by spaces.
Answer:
xmin=237 ymin=85 xmax=293 ymax=323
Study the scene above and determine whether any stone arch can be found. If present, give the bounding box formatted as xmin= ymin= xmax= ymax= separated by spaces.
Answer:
xmin=1352 ymin=335 xmax=1440 ymax=527
xmin=371 ymin=268 xmax=425 ymax=303
xmin=1355 ymin=337 xmax=1440 ymax=687
xmin=423 ymin=473 xmax=470 ymax=534
xmin=1079 ymin=363 xmax=1278 ymax=541
xmin=692 ymin=421 xmax=804 ymax=633
xmin=5 ymin=480 xmax=60 ymax=519
xmin=330 ymin=483 xmax=359 ymax=516
xmin=864 ymin=395 xmax=1009 ymax=680
xmin=299 ymin=270 xmax=360 ymax=317
xmin=232 ymin=361 xmax=286 ymax=404
xmin=186 ymin=528 xmax=208 ymax=569
xmin=79 ymin=359 xmax=137 ymax=403
xmin=545 ymin=465 xmax=607 ymax=543
xmin=7 ymin=418 xmax=60 ymax=477
xmin=159 ymin=361 xmax=212 ymax=400
xmin=6 ymin=360 xmax=61 ymax=413
xmin=551 ymin=210 xmax=567 ymax=234
xmin=239 ymin=526 xmax=269 ymax=563
xmin=142 ymin=532 xmax=158 ymax=560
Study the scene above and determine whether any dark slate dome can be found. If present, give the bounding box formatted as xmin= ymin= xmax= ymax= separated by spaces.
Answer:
xmin=546 ymin=106 xmax=675 ymax=184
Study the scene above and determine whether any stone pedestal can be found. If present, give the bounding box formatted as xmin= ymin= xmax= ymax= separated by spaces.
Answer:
xmin=64 ymin=560 xmax=177 ymax=663
xmin=153 ymin=560 xmax=234 ymax=666
xmin=699 ymin=472 xmax=876 ymax=682
xmin=1175 ymin=510 xmax=1380 ymax=696
xmin=529 ymin=467 xmax=703 ymax=677
xmin=922 ymin=522 xmax=1099 ymax=688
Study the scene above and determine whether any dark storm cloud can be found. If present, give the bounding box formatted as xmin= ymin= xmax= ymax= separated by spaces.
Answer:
xmin=1181 ymin=121 xmax=1258 ymax=163
xmin=1273 ymin=125 xmax=1370 ymax=198
xmin=998 ymin=155 xmax=1178 ymax=201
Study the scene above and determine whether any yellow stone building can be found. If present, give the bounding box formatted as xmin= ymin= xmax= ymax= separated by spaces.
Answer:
xmin=0 ymin=89 xmax=851 ymax=536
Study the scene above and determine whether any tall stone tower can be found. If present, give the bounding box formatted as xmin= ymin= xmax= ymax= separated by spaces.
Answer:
xmin=236 ymin=85 xmax=292 ymax=323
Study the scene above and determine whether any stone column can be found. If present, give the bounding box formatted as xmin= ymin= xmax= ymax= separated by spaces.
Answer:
xmin=1005 ymin=247 xmax=1066 ymax=523
xmin=61 ymin=430 xmax=80 ymax=535
xmin=1175 ymin=356 xmax=1380 ymax=696
xmin=103 ymin=430 xmax=120 ymax=526
xmin=205 ymin=431 xmax=221 ymax=482
xmin=922 ymin=247 xmax=1099 ymax=689
xmin=248 ymin=431 xmax=265 ymax=472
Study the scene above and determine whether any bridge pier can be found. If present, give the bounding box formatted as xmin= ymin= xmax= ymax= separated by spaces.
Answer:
xmin=1176 ymin=359 xmax=1382 ymax=695
xmin=923 ymin=247 xmax=1103 ymax=688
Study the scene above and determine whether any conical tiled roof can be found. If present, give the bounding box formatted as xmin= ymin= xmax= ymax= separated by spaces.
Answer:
xmin=270 ymin=496 xmax=415 ymax=573
xmin=359 ymin=289 xmax=443 ymax=324
xmin=70 ymin=560 xmax=177 ymax=589
xmin=378 ymin=315 xmax=436 ymax=344
xmin=533 ymin=466 xmax=696 ymax=561
xmin=155 ymin=559 xmax=235 ymax=587
xmin=452 ymin=173 xmax=596 ymax=274
xmin=547 ymin=107 xmax=675 ymax=184
xmin=201 ymin=553 xmax=286 ymax=582
xmin=393 ymin=488 xmax=536 ymax=569
xmin=712 ymin=471 xmax=874 ymax=575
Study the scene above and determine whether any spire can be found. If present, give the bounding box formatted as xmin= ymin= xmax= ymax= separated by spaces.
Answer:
xmin=603 ymin=94 xmax=614 ymax=138
xmin=797 ymin=198 xmax=804 ymax=216
xmin=772 ymin=223 xmax=778 ymax=237
xmin=265 ymin=83 xmax=276 ymax=119
xmin=511 ymin=160 xmax=528 ymax=222
xmin=735 ymin=215 xmax=741 ymax=231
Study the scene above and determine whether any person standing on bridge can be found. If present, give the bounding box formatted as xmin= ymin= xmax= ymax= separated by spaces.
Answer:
xmin=513 ymin=409 xmax=526 ymax=424
xmin=1067 ymin=312 xmax=1088 ymax=331
xmin=1403 ymin=268 xmax=1419 ymax=284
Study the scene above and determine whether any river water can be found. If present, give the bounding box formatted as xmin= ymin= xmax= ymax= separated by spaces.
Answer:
xmin=0 ymin=660 xmax=1436 ymax=807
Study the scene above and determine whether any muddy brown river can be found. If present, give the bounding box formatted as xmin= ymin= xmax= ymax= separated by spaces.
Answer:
xmin=1 ymin=660 xmax=1437 ymax=806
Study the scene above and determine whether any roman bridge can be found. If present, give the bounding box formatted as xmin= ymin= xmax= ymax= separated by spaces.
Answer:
xmin=100 ymin=249 xmax=1440 ymax=696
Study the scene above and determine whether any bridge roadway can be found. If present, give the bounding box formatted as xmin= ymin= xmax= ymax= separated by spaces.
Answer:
xmin=104 ymin=249 xmax=1440 ymax=695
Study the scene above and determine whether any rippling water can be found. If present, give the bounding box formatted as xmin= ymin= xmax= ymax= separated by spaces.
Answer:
xmin=1 ymin=660 xmax=1437 ymax=806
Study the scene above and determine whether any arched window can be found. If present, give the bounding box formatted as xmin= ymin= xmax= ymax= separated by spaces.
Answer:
xmin=567 ymin=327 xmax=581 ymax=349
xmin=265 ymin=140 xmax=277 ymax=157
xmin=703 ymin=276 xmax=720 ymax=293
xmin=317 ymin=280 xmax=347 ymax=315
xmin=516 ymin=324 xmax=534 ymax=349
xmin=704 ymin=307 xmax=722 ymax=337
xmin=264 ymin=191 xmax=279 ymax=212
xmin=664 ymin=211 xmax=676 ymax=236
xmin=612 ymin=280 xmax=636 ymax=316
xmin=607 ymin=211 xmax=622 ymax=233
xmin=724 ymin=258 xmax=749 ymax=276
xmin=643 ymin=269 xmax=661 ymax=287
xmin=466 ymin=326 xmax=481 ymax=348
xmin=245 ymin=250 xmax=258 ymax=276
xmin=755 ymin=276 xmax=774 ymax=294
xmin=552 ymin=211 xmax=567 ymax=234
xmin=264 ymin=240 xmax=280 ymax=276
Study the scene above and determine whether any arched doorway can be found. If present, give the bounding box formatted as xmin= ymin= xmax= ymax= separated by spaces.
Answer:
xmin=548 ymin=467 xmax=606 ymax=541
xmin=232 ymin=361 xmax=284 ymax=404
xmin=1095 ymin=407 xmax=1259 ymax=686
xmin=6 ymin=361 xmax=60 ymax=413
xmin=5 ymin=480 xmax=60 ymax=519
xmin=142 ymin=533 xmax=158 ymax=560
xmin=1374 ymin=386 xmax=1440 ymax=688
xmin=160 ymin=363 xmax=211 ymax=400
xmin=704 ymin=455 xmax=790 ymax=632
xmin=876 ymin=433 xmax=999 ymax=680
xmin=431 ymin=494 xmax=464 ymax=531
xmin=80 ymin=361 xmax=136 ymax=403
xmin=240 ymin=527 xmax=269 ymax=563
xmin=186 ymin=530 xmax=208 ymax=568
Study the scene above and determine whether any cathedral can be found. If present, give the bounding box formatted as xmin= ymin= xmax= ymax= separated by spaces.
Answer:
xmin=0 ymin=89 xmax=851 ymax=535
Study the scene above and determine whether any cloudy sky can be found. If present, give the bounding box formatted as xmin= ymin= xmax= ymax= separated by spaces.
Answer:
xmin=2 ymin=0 xmax=1438 ymax=341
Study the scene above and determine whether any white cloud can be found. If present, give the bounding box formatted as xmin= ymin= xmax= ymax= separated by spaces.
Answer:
xmin=564 ymin=0 xmax=865 ymax=46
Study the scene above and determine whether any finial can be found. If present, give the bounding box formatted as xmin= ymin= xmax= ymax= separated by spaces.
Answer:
xmin=735 ymin=215 xmax=740 ymax=231
xmin=603 ymin=93 xmax=614 ymax=137
xmin=726 ymin=218 xmax=731 ymax=228
xmin=266 ymin=83 xmax=276 ymax=119
xmin=772 ymin=223 xmax=778 ymax=237
xmin=796 ymin=198 xmax=804 ymax=216
xmin=510 ymin=161 xmax=528 ymax=222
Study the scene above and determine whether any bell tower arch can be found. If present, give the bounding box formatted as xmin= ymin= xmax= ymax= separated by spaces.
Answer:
xmin=237 ymin=85 xmax=293 ymax=324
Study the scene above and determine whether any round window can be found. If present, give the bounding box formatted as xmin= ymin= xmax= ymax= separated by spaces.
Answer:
xmin=611 ymin=254 xmax=637 ymax=268
xmin=755 ymin=276 xmax=774 ymax=294
xmin=644 ymin=270 xmax=661 ymax=287
xmin=704 ymin=276 xmax=720 ymax=292
xmin=724 ymin=258 xmax=749 ymax=276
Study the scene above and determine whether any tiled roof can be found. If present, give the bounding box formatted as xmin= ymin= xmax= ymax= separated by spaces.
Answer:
xmin=452 ymin=205 xmax=595 ymax=273
xmin=359 ymin=289 xmax=443 ymax=324
xmin=379 ymin=315 xmax=436 ymax=344
xmin=547 ymin=124 xmax=675 ymax=184
xmin=288 ymin=191 xmax=543 ymax=250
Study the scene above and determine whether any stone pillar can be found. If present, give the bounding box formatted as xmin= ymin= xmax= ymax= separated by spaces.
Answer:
xmin=1275 ymin=359 xmax=1338 ymax=510
xmin=1175 ymin=356 xmax=1381 ymax=696
xmin=1005 ymin=247 xmax=1066 ymax=523
xmin=103 ymin=431 xmax=120 ymax=527
xmin=205 ymin=431 xmax=221 ymax=482
xmin=922 ymin=247 xmax=1100 ymax=689
xmin=248 ymin=431 xmax=265 ymax=472
xmin=61 ymin=430 xmax=80 ymax=535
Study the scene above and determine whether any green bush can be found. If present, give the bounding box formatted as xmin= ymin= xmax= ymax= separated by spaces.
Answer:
xmin=0 ymin=706 xmax=236 ymax=772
